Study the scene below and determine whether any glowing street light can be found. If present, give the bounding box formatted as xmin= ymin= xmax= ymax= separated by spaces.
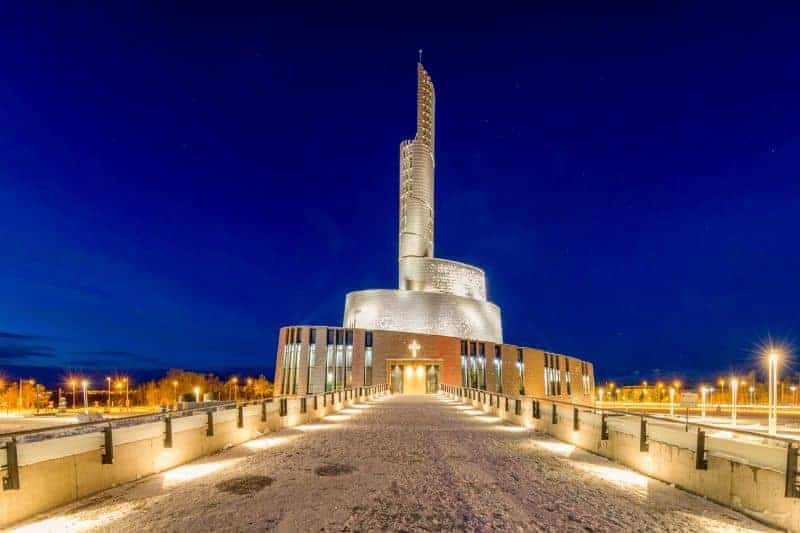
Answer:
xmin=69 ymin=379 xmax=77 ymax=410
xmin=749 ymin=385 xmax=755 ymax=406
xmin=768 ymin=349 xmax=780 ymax=435
xmin=669 ymin=387 xmax=675 ymax=417
xmin=194 ymin=386 xmax=201 ymax=403
xmin=730 ymin=378 xmax=738 ymax=426
xmin=791 ymin=385 xmax=798 ymax=406
xmin=172 ymin=380 xmax=179 ymax=405
xmin=81 ymin=379 xmax=89 ymax=413
xmin=700 ymin=386 xmax=708 ymax=419
xmin=106 ymin=376 xmax=111 ymax=409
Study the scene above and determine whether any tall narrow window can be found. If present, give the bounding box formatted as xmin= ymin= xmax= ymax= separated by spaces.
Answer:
xmin=517 ymin=348 xmax=525 ymax=395
xmin=565 ymin=358 xmax=571 ymax=395
xmin=581 ymin=362 xmax=591 ymax=396
xmin=544 ymin=353 xmax=550 ymax=396
xmin=325 ymin=328 xmax=335 ymax=391
xmin=291 ymin=328 xmax=301 ymax=395
xmin=469 ymin=342 xmax=478 ymax=388
xmin=460 ymin=340 xmax=468 ymax=387
xmin=307 ymin=328 xmax=317 ymax=393
xmin=335 ymin=329 xmax=344 ymax=389
xmin=478 ymin=343 xmax=486 ymax=390
xmin=364 ymin=331 xmax=373 ymax=386
xmin=494 ymin=345 xmax=503 ymax=393
xmin=344 ymin=330 xmax=353 ymax=388
xmin=555 ymin=355 xmax=562 ymax=395
xmin=281 ymin=328 xmax=291 ymax=395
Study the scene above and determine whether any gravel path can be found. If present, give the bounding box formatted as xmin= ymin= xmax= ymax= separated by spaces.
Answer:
xmin=16 ymin=394 xmax=775 ymax=532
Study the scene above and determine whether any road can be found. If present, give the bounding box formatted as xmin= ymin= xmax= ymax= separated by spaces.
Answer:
xmin=15 ymin=394 xmax=774 ymax=532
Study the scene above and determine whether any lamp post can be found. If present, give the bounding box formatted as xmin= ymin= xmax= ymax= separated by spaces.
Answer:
xmin=172 ymin=380 xmax=178 ymax=406
xmin=194 ymin=386 xmax=200 ymax=403
xmin=70 ymin=380 xmax=77 ymax=410
xmin=106 ymin=376 xmax=111 ymax=409
xmin=791 ymin=385 xmax=798 ymax=406
xmin=598 ymin=388 xmax=604 ymax=411
xmin=730 ymin=378 xmax=738 ymax=426
xmin=768 ymin=350 xmax=779 ymax=435
xmin=700 ymin=387 xmax=707 ymax=419
xmin=81 ymin=379 xmax=89 ymax=413
xmin=749 ymin=385 xmax=755 ymax=406
xmin=124 ymin=377 xmax=129 ymax=409
xmin=669 ymin=387 xmax=675 ymax=417
xmin=232 ymin=377 xmax=238 ymax=402
xmin=718 ymin=379 xmax=726 ymax=405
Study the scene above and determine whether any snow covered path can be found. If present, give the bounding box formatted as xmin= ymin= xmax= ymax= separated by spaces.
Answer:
xmin=16 ymin=394 xmax=774 ymax=532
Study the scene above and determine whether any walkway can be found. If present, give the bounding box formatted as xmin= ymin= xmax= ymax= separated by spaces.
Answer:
xmin=15 ymin=394 xmax=773 ymax=532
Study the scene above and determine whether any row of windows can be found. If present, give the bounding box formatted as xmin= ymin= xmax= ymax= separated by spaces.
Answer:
xmin=288 ymin=328 xmax=373 ymax=395
xmin=280 ymin=327 xmax=303 ymax=395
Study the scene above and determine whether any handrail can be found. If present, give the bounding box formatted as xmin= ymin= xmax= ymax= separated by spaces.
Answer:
xmin=0 ymin=386 xmax=380 ymax=442
xmin=448 ymin=385 xmax=799 ymax=447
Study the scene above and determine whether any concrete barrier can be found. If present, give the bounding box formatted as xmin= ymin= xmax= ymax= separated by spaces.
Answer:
xmin=443 ymin=385 xmax=800 ymax=532
xmin=0 ymin=385 xmax=388 ymax=528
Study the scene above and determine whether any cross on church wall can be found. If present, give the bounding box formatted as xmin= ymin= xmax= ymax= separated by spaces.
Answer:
xmin=408 ymin=340 xmax=421 ymax=358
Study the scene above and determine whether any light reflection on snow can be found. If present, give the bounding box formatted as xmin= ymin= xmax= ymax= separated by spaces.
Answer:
xmin=163 ymin=459 xmax=239 ymax=487
xmin=573 ymin=462 xmax=648 ymax=489
xmin=10 ymin=501 xmax=137 ymax=532
xmin=532 ymin=440 xmax=576 ymax=457
xmin=492 ymin=424 xmax=526 ymax=433
xmin=243 ymin=435 xmax=299 ymax=450
xmin=297 ymin=423 xmax=340 ymax=432
xmin=474 ymin=416 xmax=501 ymax=423
xmin=325 ymin=414 xmax=351 ymax=422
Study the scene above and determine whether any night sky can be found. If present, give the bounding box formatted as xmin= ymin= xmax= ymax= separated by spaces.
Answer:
xmin=1 ymin=3 xmax=798 ymax=384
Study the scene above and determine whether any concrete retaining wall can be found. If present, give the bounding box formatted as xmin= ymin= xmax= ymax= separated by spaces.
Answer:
xmin=0 ymin=386 xmax=387 ymax=528
xmin=444 ymin=386 xmax=800 ymax=532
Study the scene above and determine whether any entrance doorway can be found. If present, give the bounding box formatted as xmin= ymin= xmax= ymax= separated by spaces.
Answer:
xmin=386 ymin=358 xmax=443 ymax=394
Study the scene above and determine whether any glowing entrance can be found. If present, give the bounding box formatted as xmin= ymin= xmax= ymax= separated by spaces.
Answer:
xmin=386 ymin=358 xmax=443 ymax=394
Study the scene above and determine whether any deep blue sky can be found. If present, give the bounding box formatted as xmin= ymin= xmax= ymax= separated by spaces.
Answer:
xmin=1 ymin=3 xmax=798 ymax=384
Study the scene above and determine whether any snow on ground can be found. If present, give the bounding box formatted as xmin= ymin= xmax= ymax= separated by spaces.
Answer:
xmin=14 ymin=394 xmax=776 ymax=532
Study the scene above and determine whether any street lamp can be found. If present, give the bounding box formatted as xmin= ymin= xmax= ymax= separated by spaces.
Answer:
xmin=81 ymin=379 xmax=89 ymax=413
xmin=232 ymin=377 xmax=238 ymax=402
xmin=700 ymin=386 xmax=707 ymax=419
xmin=106 ymin=376 xmax=111 ymax=409
xmin=669 ymin=387 xmax=675 ymax=417
xmin=730 ymin=378 xmax=738 ymax=426
xmin=718 ymin=379 xmax=726 ymax=404
xmin=172 ymin=380 xmax=178 ymax=405
xmin=768 ymin=350 xmax=780 ymax=435
xmin=598 ymin=388 xmax=605 ymax=410
xmin=69 ymin=379 xmax=77 ymax=410
xmin=791 ymin=385 xmax=797 ymax=406
xmin=194 ymin=386 xmax=201 ymax=403
xmin=749 ymin=385 xmax=755 ymax=406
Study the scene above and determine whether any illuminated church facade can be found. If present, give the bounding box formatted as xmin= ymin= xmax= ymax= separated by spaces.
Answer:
xmin=274 ymin=62 xmax=595 ymax=400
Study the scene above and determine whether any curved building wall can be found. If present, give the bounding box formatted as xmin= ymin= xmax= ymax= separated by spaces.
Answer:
xmin=343 ymin=289 xmax=502 ymax=344
xmin=399 ymin=257 xmax=487 ymax=301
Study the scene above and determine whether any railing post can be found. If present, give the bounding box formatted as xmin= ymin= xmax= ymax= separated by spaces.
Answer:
xmin=552 ymin=404 xmax=558 ymax=424
xmin=164 ymin=417 xmax=173 ymax=448
xmin=573 ymin=407 xmax=579 ymax=431
xmin=639 ymin=417 xmax=649 ymax=452
xmin=102 ymin=425 xmax=114 ymax=464
xmin=237 ymin=405 xmax=244 ymax=428
xmin=2 ymin=438 xmax=20 ymax=490
xmin=601 ymin=413 xmax=609 ymax=440
xmin=695 ymin=430 xmax=708 ymax=470
xmin=786 ymin=442 xmax=800 ymax=498
xmin=261 ymin=400 xmax=267 ymax=422
xmin=207 ymin=410 xmax=215 ymax=437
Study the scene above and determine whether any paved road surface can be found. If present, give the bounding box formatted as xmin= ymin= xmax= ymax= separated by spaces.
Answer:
xmin=16 ymin=394 xmax=774 ymax=532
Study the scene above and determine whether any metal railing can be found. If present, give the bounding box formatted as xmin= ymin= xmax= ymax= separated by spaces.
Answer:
xmin=0 ymin=384 xmax=386 ymax=493
xmin=441 ymin=384 xmax=800 ymax=498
